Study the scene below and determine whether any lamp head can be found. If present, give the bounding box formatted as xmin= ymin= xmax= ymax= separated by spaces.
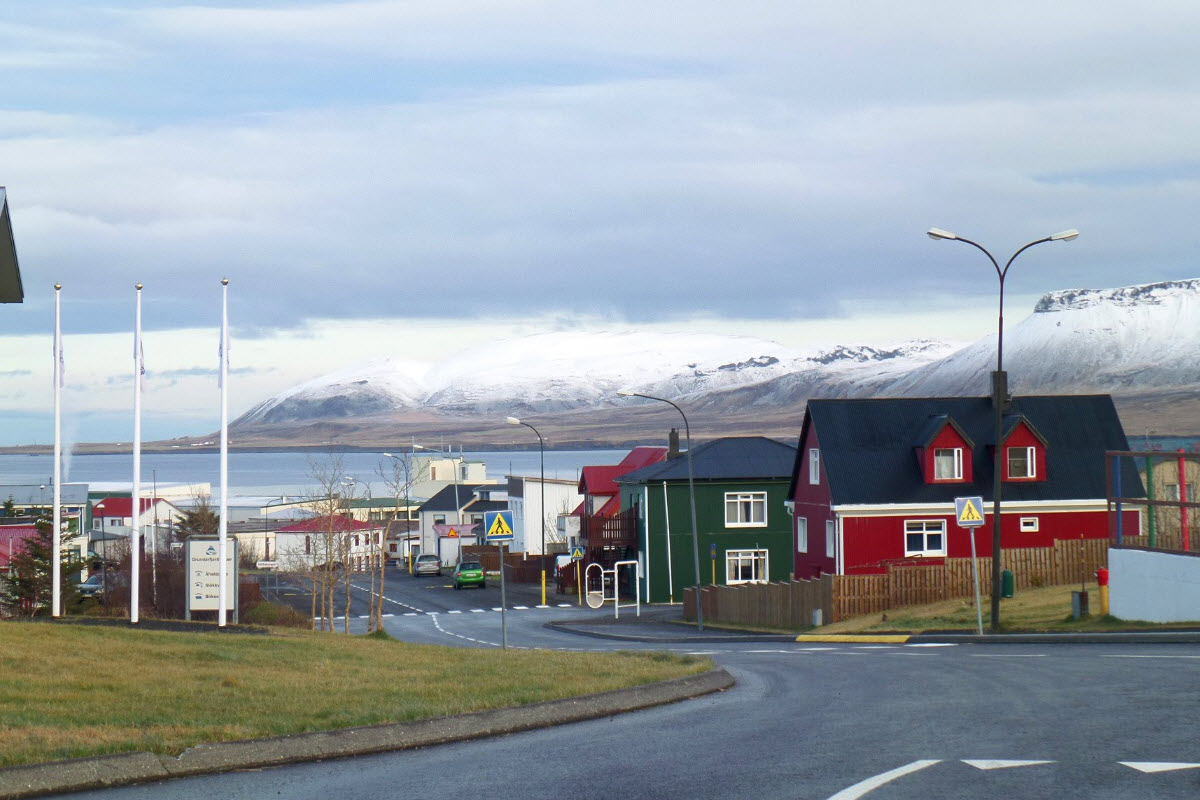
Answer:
xmin=383 ymin=452 xmax=394 ymax=459
xmin=1050 ymin=229 xmax=1079 ymax=241
xmin=616 ymin=389 xmax=637 ymax=397
xmin=505 ymin=416 xmax=521 ymax=426
xmin=926 ymin=227 xmax=957 ymax=241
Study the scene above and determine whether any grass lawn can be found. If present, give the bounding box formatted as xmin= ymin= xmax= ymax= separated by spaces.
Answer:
xmin=820 ymin=583 xmax=1200 ymax=634
xmin=0 ymin=622 xmax=709 ymax=768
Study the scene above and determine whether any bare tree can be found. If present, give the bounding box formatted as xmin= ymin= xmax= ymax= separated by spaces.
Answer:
xmin=373 ymin=452 xmax=429 ymax=632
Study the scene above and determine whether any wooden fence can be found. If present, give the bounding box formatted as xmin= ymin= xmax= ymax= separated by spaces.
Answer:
xmin=681 ymin=539 xmax=1108 ymax=629
xmin=683 ymin=575 xmax=833 ymax=630
xmin=831 ymin=538 xmax=1108 ymax=622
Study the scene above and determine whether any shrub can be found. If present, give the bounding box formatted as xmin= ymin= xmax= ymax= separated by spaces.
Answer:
xmin=242 ymin=601 xmax=310 ymax=628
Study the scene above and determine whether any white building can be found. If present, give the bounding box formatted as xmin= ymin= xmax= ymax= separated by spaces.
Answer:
xmin=506 ymin=476 xmax=582 ymax=557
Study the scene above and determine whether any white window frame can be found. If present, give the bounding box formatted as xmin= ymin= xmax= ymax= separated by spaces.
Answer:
xmin=726 ymin=548 xmax=769 ymax=585
xmin=825 ymin=520 xmax=835 ymax=557
xmin=809 ymin=449 xmax=820 ymax=485
xmin=725 ymin=491 xmax=767 ymax=527
xmin=797 ymin=517 xmax=808 ymax=553
xmin=904 ymin=519 xmax=946 ymax=557
xmin=933 ymin=447 xmax=963 ymax=480
xmin=1020 ymin=517 xmax=1039 ymax=533
xmin=1007 ymin=446 xmax=1036 ymax=479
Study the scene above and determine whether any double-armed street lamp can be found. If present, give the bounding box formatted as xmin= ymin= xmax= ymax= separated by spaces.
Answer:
xmin=506 ymin=416 xmax=547 ymax=607
xmin=926 ymin=226 xmax=1078 ymax=631
xmin=616 ymin=390 xmax=703 ymax=631
xmin=385 ymin=442 xmax=427 ymax=568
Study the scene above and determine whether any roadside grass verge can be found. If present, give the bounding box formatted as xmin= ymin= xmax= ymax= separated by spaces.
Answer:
xmin=0 ymin=622 xmax=709 ymax=768
xmin=819 ymin=584 xmax=1200 ymax=634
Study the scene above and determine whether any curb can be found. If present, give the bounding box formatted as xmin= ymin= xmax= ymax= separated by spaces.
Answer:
xmin=545 ymin=619 xmax=797 ymax=643
xmin=0 ymin=668 xmax=734 ymax=800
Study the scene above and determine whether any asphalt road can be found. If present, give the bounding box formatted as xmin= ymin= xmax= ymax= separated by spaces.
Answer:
xmin=50 ymin=569 xmax=1200 ymax=799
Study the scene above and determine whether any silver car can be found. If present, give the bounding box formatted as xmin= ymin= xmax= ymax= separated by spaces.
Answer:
xmin=413 ymin=554 xmax=441 ymax=577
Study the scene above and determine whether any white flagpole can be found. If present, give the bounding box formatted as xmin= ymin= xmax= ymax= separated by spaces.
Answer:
xmin=52 ymin=283 xmax=62 ymax=617
xmin=131 ymin=283 xmax=142 ymax=624
xmin=218 ymin=278 xmax=229 ymax=627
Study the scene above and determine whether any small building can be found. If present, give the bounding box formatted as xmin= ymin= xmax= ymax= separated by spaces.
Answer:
xmin=417 ymin=483 xmax=508 ymax=565
xmin=572 ymin=446 xmax=668 ymax=568
xmin=617 ymin=437 xmax=797 ymax=603
xmin=274 ymin=515 xmax=384 ymax=573
xmin=506 ymin=475 xmax=582 ymax=557
xmin=789 ymin=395 xmax=1142 ymax=578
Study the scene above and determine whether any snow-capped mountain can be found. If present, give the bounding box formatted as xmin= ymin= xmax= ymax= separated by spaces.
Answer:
xmin=887 ymin=279 xmax=1200 ymax=397
xmin=231 ymin=278 xmax=1200 ymax=442
xmin=234 ymin=331 xmax=955 ymax=427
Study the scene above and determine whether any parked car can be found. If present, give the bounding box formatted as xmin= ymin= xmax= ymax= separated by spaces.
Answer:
xmin=413 ymin=554 xmax=441 ymax=577
xmin=453 ymin=561 xmax=485 ymax=590
xmin=77 ymin=571 xmax=126 ymax=599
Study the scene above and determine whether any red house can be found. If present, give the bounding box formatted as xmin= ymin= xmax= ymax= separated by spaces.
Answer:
xmin=787 ymin=395 xmax=1142 ymax=577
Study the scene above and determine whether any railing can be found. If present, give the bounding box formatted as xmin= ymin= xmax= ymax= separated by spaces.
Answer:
xmin=684 ymin=576 xmax=833 ymax=630
xmin=1107 ymin=449 xmax=1199 ymax=555
xmin=580 ymin=504 xmax=639 ymax=547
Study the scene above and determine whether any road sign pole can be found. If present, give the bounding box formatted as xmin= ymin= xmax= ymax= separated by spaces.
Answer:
xmin=969 ymin=527 xmax=983 ymax=635
xmin=499 ymin=541 xmax=507 ymax=651
xmin=576 ymin=560 xmax=581 ymax=606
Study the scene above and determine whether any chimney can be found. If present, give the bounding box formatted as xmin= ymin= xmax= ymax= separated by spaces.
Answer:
xmin=668 ymin=428 xmax=681 ymax=460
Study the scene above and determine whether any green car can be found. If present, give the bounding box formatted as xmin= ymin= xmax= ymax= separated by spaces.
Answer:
xmin=453 ymin=560 xmax=486 ymax=590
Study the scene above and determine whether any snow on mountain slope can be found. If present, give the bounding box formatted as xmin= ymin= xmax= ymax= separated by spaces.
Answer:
xmin=235 ymin=357 xmax=429 ymax=425
xmin=888 ymin=279 xmax=1200 ymax=396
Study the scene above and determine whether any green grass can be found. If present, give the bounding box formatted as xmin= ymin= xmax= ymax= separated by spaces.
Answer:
xmin=0 ymin=622 xmax=709 ymax=768
xmin=819 ymin=584 xmax=1200 ymax=634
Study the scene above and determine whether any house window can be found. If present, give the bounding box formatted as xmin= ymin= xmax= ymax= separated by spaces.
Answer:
xmin=904 ymin=520 xmax=946 ymax=557
xmin=825 ymin=520 xmax=835 ymax=557
xmin=434 ymin=514 xmax=446 ymax=525
xmin=1020 ymin=517 xmax=1039 ymax=532
xmin=725 ymin=492 xmax=767 ymax=527
xmin=808 ymin=449 xmax=820 ymax=485
xmin=797 ymin=517 xmax=808 ymax=553
xmin=305 ymin=535 xmax=311 ymax=555
xmin=726 ymin=549 xmax=768 ymax=585
xmin=1008 ymin=446 xmax=1036 ymax=479
xmin=934 ymin=448 xmax=963 ymax=480
xmin=1165 ymin=484 xmax=1197 ymax=503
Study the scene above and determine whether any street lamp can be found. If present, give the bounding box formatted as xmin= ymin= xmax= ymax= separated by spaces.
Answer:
xmin=616 ymin=390 xmax=704 ymax=631
xmin=263 ymin=496 xmax=289 ymax=561
xmin=506 ymin=416 xmax=547 ymax=607
xmin=386 ymin=442 xmax=427 ymax=567
xmin=927 ymin=226 xmax=1078 ymax=631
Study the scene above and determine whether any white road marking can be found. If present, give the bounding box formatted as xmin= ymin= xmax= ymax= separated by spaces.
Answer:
xmin=962 ymin=760 xmax=1055 ymax=770
xmin=382 ymin=613 xmax=394 ymax=618
xmin=448 ymin=610 xmax=462 ymax=614
xmin=905 ymin=643 xmax=957 ymax=648
xmin=557 ymin=603 xmax=573 ymax=608
xmin=854 ymin=646 xmax=896 ymax=650
xmin=471 ymin=609 xmax=486 ymax=613
xmin=827 ymin=760 xmax=941 ymax=800
xmin=492 ymin=607 xmax=503 ymax=612
xmin=1104 ymin=654 xmax=1200 ymax=660
xmin=536 ymin=604 xmax=550 ymax=609
xmin=513 ymin=605 xmax=529 ymax=610
xmin=403 ymin=612 xmax=418 ymax=617
xmin=1120 ymin=762 xmax=1200 ymax=773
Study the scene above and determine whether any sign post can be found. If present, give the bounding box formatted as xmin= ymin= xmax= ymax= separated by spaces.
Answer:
xmin=570 ymin=545 xmax=585 ymax=606
xmin=955 ymin=496 xmax=986 ymax=635
xmin=484 ymin=511 xmax=515 ymax=650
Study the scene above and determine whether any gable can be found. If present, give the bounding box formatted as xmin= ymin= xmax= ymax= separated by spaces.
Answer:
xmin=808 ymin=395 xmax=1139 ymax=505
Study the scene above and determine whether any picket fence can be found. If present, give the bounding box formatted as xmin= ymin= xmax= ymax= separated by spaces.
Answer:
xmin=684 ymin=538 xmax=1108 ymax=628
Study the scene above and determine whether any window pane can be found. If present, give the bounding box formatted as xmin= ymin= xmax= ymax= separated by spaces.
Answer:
xmin=934 ymin=449 xmax=959 ymax=480
xmin=926 ymin=533 xmax=943 ymax=552
xmin=725 ymin=498 xmax=737 ymax=524
xmin=907 ymin=532 xmax=924 ymax=552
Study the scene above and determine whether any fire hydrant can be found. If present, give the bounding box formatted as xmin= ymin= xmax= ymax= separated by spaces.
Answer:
xmin=1095 ymin=567 xmax=1109 ymax=616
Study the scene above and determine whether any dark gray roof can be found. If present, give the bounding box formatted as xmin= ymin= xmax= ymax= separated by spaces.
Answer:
xmin=0 ymin=483 xmax=90 ymax=506
xmin=0 ymin=188 xmax=22 ymax=303
xmin=616 ymin=437 xmax=797 ymax=485
xmin=465 ymin=499 xmax=508 ymax=514
xmin=794 ymin=395 xmax=1140 ymax=506
xmin=420 ymin=483 xmax=487 ymax=512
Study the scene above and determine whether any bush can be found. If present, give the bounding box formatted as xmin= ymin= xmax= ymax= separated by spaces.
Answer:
xmin=242 ymin=600 xmax=310 ymax=628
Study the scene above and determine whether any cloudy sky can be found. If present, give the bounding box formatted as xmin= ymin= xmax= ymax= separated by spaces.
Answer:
xmin=2 ymin=1 xmax=1198 ymax=445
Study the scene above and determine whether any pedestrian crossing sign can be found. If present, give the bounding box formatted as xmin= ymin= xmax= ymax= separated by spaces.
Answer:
xmin=570 ymin=545 xmax=585 ymax=560
xmin=955 ymin=496 xmax=985 ymax=528
xmin=484 ymin=510 xmax=515 ymax=542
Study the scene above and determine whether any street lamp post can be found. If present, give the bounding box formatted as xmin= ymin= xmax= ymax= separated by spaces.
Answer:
xmin=616 ymin=390 xmax=703 ymax=631
xmin=263 ymin=496 xmax=289 ymax=562
xmin=506 ymin=417 xmax=547 ymax=606
xmin=927 ymin=226 xmax=1078 ymax=631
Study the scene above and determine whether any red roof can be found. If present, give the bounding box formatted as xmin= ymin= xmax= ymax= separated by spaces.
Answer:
xmin=92 ymin=497 xmax=172 ymax=518
xmin=595 ymin=495 xmax=622 ymax=519
xmin=0 ymin=525 xmax=38 ymax=567
xmin=577 ymin=447 xmax=669 ymax=495
xmin=276 ymin=516 xmax=376 ymax=533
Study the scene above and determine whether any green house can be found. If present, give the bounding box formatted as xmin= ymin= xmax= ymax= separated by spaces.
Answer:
xmin=616 ymin=436 xmax=797 ymax=604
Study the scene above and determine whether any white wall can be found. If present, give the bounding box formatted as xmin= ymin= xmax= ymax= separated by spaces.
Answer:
xmin=1109 ymin=548 xmax=1200 ymax=623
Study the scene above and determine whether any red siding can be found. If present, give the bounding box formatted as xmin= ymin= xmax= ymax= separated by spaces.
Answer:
xmin=921 ymin=425 xmax=974 ymax=484
xmin=1003 ymin=422 xmax=1046 ymax=483
xmin=841 ymin=508 xmax=1139 ymax=574
xmin=791 ymin=427 xmax=836 ymax=579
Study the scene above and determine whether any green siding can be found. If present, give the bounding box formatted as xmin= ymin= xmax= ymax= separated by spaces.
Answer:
xmin=621 ymin=478 xmax=794 ymax=604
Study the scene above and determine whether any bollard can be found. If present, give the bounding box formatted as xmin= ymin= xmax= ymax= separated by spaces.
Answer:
xmin=1096 ymin=567 xmax=1109 ymax=616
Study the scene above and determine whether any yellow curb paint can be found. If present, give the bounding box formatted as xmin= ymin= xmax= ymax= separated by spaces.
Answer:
xmin=794 ymin=634 xmax=912 ymax=644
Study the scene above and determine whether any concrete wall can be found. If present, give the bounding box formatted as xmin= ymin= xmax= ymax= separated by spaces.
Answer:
xmin=1109 ymin=548 xmax=1200 ymax=623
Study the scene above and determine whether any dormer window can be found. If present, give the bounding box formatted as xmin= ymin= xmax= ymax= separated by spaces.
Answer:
xmin=934 ymin=448 xmax=963 ymax=481
xmin=1008 ymin=446 xmax=1036 ymax=479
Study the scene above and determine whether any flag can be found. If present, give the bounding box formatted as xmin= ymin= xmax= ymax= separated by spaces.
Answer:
xmin=218 ymin=286 xmax=230 ymax=388
xmin=53 ymin=315 xmax=64 ymax=389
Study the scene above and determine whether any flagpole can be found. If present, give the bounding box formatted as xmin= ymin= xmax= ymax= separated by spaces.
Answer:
xmin=218 ymin=278 xmax=229 ymax=627
xmin=52 ymin=283 xmax=62 ymax=617
xmin=131 ymin=283 xmax=142 ymax=625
